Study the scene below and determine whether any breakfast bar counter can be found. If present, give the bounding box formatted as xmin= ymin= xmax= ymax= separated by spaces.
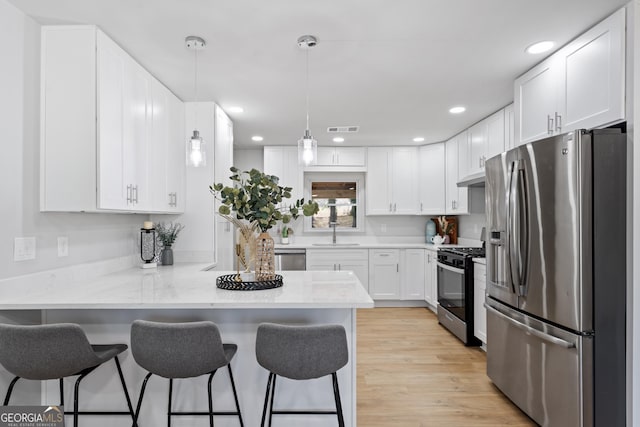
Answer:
xmin=0 ymin=265 xmax=373 ymax=426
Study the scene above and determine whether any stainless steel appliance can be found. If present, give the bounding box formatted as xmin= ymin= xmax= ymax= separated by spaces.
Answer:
xmin=437 ymin=247 xmax=484 ymax=346
xmin=274 ymin=248 xmax=306 ymax=271
xmin=485 ymin=129 xmax=626 ymax=427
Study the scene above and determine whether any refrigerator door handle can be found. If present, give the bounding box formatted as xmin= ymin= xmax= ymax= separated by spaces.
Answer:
xmin=508 ymin=160 xmax=529 ymax=296
xmin=484 ymin=303 xmax=575 ymax=349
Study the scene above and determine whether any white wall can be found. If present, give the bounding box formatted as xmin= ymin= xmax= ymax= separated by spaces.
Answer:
xmin=234 ymin=148 xmax=263 ymax=173
xmin=457 ymin=187 xmax=486 ymax=239
xmin=0 ymin=0 xmax=143 ymax=280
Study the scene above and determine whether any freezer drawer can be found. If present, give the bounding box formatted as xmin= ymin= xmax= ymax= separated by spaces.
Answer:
xmin=485 ymin=299 xmax=592 ymax=427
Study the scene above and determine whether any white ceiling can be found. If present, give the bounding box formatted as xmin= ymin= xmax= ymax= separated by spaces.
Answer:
xmin=9 ymin=0 xmax=628 ymax=148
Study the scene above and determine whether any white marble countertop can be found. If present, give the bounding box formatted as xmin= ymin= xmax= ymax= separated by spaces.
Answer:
xmin=0 ymin=264 xmax=374 ymax=310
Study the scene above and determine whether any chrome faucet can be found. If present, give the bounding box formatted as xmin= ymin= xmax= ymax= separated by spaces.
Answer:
xmin=330 ymin=221 xmax=338 ymax=244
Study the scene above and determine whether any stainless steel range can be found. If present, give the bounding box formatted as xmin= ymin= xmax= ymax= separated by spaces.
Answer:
xmin=436 ymin=247 xmax=484 ymax=346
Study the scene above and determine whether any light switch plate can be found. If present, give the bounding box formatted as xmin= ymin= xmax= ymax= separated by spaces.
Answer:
xmin=57 ymin=236 xmax=69 ymax=257
xmin=14 ymin=237 xmax=36 ymax=261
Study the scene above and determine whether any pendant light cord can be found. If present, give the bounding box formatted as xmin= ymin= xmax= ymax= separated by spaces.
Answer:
xmin=305 ymin=48 xmax=310 ymax=132
xmin=194 ymin=47 xmax=199 ymax=127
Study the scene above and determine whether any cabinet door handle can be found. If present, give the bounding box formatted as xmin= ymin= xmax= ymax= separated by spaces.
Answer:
xmin=394 ymin=203 xmax=397 ymax=212
xmin=174 ymin=193 xmax=177 ymax=207
xmin=420 ymin=202 xmax=423 ymax=211
xmin=555 ymin=112 xmax=562 ymax=132
xmin=397 ymin=264 xmax=399 ymax=273
xmin=389 ymin=203 xmax=393 ymax=212
xmin=379 ymin=253 xmax=390 ymax=257
xmin=547 ymin=115 xmax=554 ymax=134
xmin=134 ymin=185 xmax=139 ymax=204
xmin=126 ymin=185 xmax=132 ymax=204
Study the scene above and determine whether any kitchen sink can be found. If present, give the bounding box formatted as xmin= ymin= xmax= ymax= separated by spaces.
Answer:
xmin=311 ymin=243 xmax=360 ymax=246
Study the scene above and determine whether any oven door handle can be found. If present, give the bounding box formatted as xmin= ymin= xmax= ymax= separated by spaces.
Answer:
xmin=437 ymin=262 xmax=464 ymax=275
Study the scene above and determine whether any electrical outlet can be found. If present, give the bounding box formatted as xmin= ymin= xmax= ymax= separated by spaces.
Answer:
xmin=58 ymin=236 xmax=69 ymax=257
xmin=380 ymin=224 xmax=387 ymax=233
xmin=14 ymin=237 xmax=36 ymax=261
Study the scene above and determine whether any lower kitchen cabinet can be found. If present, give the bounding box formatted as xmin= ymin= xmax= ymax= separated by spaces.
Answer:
xmin=369 ymin=249 xmax=425 ymax=300
xmin=473 ymin=262 xmax=487 ymax=344
xmin=306 ymin=249 xmax=369 ymax=292
xmin=424 ymin=247 xmax=438 ymax=311
xmin=401 ymin=249 xmax=425 ymax=300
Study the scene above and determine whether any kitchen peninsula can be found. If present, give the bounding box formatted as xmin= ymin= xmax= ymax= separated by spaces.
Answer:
xmin=0 ymin=265 xmax=373 ymax=426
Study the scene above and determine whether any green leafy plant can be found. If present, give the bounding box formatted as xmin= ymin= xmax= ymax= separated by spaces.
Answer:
xmin=209 ymin=167 xmax=319 ymax=232
xmin=155 ymin=222 xmax=184 ymax=246
xmin=282 ymin=227 xmax=293 ymax=238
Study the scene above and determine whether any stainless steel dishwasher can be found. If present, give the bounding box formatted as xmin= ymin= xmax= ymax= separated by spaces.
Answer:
xmin=274 ymin=248 xmax=306 ymax=270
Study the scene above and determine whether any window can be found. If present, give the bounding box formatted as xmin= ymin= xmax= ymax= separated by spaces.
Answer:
xmin=304 ymin=173 xmax=364 ymax=232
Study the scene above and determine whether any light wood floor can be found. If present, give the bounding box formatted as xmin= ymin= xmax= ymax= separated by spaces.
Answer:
xmin=357 ymin=307 xmax=536 ymax=427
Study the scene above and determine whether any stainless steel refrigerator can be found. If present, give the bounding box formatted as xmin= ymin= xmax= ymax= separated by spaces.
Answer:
xmin=484 ymin=129 xmax=626 ymax=427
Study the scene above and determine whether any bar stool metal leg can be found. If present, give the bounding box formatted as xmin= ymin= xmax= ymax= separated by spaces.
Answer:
xmin=3 ymin=377 xmax=20 ymax=405
xmin=113 ymin=356 xmax=136 ymax=426
xmin=260 ymin=373 xmax=274 ymax=427
xmin=168 ymin=378 xmax=173 ymax=427
xmin=332 ymin=373 xmax=345 ymax=427
xmin=134 ymin=372 xmax=153 ymax=425
xmin=227 ymin=365 xmax=244 ymax=427
xmin=268 ymin=374 xmax=277 ymax=427
xmin=207 ymin=370 xmax=216 ymax=427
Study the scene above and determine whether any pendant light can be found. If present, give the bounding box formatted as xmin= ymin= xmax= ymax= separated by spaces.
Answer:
xmin=297 ymin=35 xmax=318 ymax=166
xmin=185 ymin=36 xmax=207 ymax=167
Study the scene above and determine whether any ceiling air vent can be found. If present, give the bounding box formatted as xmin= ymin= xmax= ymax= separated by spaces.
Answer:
xmin=327 ymin=126 xmax=359 ymax=133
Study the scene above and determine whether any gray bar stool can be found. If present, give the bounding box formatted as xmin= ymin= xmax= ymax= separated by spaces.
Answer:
xmin=255 ymin=323 xmax=348 ymax=427
xmin=0 ymin=323 xmax=136 ymax=427
xmin=130 ymin=320 xmax=244 ymax=427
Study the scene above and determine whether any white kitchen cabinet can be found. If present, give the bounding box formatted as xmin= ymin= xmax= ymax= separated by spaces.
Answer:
xmin=366 ymin=147 xmax=418 ymax=215
xmin=424 ymin=247 xmax=438 ymax=311
xmin=149 ymin=78 xmax=185 ymax=213
xmin=464 ymin=109 xmax=505 ymax=177
xmin=40 ymin=25 xmax=184 ymax=213
xmin=504 ymin=103 xmax=515 ymax=151
xmin=515 ymin=8 xmax=625 ymax=145
xmin=215 ymin=106 xmax=235 ymax=270
xmin=418 ymin=143 xmax=445 ymax=215
xmin=444 ymin=133 xmax=469 ymax=215
xmin=368 ymin=248 xmax=426 ymax=300
xmin=306 ymin=249 xmax=369 ymax=292
xmin=166 ymin=92 xmax=186 ymax=212
xmin=473 ymin=262 xmax=487 ymax=344
xmin=263 ymin=146 xmax=303 ymax=204
xmin=400 ymin=249 xmax=425 ymax=300
xmin=368 ymin=249 xmax=400 ymax=299
xmin=315 ymin=147 xmax=366 ymax=166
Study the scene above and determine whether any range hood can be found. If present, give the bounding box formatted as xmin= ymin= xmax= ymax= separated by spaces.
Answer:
xmin=457 ymin=171 xmax=485 ymax=187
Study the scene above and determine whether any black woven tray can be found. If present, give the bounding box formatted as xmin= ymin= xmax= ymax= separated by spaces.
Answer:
xmin=216 ymin=274 xmax=283 ymax=291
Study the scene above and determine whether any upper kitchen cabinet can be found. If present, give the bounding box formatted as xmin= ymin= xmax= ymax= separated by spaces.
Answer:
xmin=515 ymin=8 xmax=625 ymax=145
xmin=366 ymin=147 xmax=418 ymax=215
xmin=504 ymin=103 xmax=516 ymax=151
xmin=150 ymin=80 xmax=185 ymax=213
xmin=313 ymin=147 xmax=366 ymax=167
xmin=445 ymin=133 xmax=469 ymax=215
xmin=40 ymin=26 xmax=185 ymax=213
xmin=263 ymin=146 xmax=303 ymax=203
xmin=418 ymin=143 xmax=445 ymax=214
xmin=465 ymin=109 xmax=505 ymax=178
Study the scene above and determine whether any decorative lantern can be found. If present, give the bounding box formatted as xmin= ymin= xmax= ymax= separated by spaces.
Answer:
xmin=140 ymin=222 xmax=157 ymax=268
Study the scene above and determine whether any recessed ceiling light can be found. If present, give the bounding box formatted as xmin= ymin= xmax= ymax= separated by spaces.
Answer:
xmin=251 ymin=135 xmax=264 ymax=142
xmin=449 ymin=106 xmax=466 ymax=114
xmin=525 ymin=41 xmax=554 ymax=55
xmin=333 ymin=137 xmax=345 ymax=143
xmin=228 ymin=106 xmax=244 ymax=113
xmin=413 ymin=137 xmax=425 ymax=142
